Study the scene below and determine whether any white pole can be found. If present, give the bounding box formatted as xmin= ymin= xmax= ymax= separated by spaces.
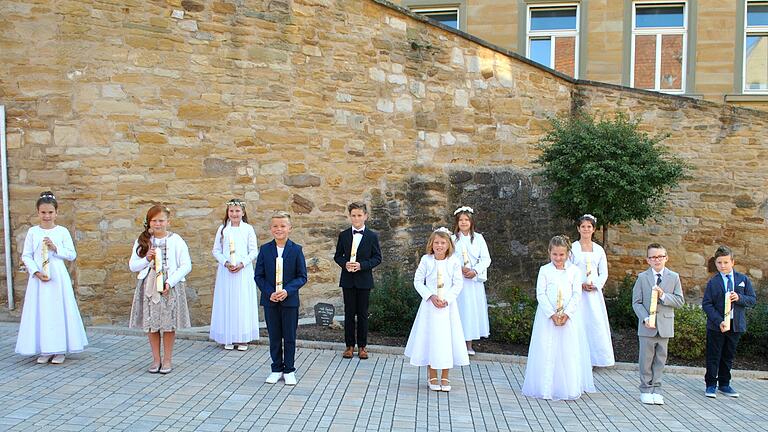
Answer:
xmin=0 ymin=105 xmax=13 ymax=309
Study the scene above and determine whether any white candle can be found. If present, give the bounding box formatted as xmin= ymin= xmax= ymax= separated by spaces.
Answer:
xmin=462 ymin=246 xmax=469 ymax=267
xmin=229 ymin=236 xmax=236 ymax=265
xmin=648 ymin=288 xmax=659 ymax=328
xmin=556 ymin=284 xmax=563 ymax=312
xmin=41 ymin=240 xmax=49 ymax=278
xmin=586 ymin=256 xmax=593 ymax=285
xmin=436 ymin=266 xmax=444 ymax=301
xmin=723 ymin=292 xmax=732 ymax=331
xmin=349 ymin=234 xmax=361 ymax=263
xmin=275 ymin=257 xmax=284 ymax=292
xmin=155 ymin=247 xmax=164 ymax=293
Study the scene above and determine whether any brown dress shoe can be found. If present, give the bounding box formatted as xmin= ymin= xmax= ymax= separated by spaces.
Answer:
xmin=343 ymin=346 xmax=354 ymax=359
xmin=358 ymin=347 xmax=369 ymax=360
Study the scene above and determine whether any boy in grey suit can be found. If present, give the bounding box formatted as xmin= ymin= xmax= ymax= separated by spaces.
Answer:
xmin=632 ymin=243 xmax=685 ymax=405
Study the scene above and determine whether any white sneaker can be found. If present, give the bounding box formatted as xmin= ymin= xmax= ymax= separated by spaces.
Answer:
xmin=236 ymin=344 xmax=248 ymax=351
xmin=467 ymin=349 xmax=476 ymax=356
xmin=283 ymin=372 xmax=297 ymax=386
xmin=653 ymin=394 xmax=664 ymax=405
xmin=224 ymin=344 xmax=235 ymax=350
xmin=36 ymin=355 xmax=53 ymax=364
xmin=640 ymin=393 xmax=655 ymax=405
xmin=265 ymin=372 xmax=283 ymax=384
xmin=51 ymin=354 xmax=65 ymax=364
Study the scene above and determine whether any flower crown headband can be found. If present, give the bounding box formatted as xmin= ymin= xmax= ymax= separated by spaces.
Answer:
xmin=453 ymin=206 xmax=474 ymax=215
xmin=581 ymin=214 xmax=597 ymax=224
xmin=40 ymin=192 xmax=56 ymax=200
xmin=434 ymin=227 xmax=451 ymax=235
xmin=226 ymin=199 xmax=246 ymax=207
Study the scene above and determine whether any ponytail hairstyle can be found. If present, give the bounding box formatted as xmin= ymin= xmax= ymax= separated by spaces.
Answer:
xmin=548 ymin=234 xmax=572 ymax=257
xmin=452 ymin=206 xmax=475 ymax=242
xmin=36 ymin=191 xmax=58 ymax=210
xmin=136 ymin=205 xmax=171 ymax=258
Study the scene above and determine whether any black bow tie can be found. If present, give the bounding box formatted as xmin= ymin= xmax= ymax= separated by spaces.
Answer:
xmin=353 ymin=229 xmax=364 ymax=235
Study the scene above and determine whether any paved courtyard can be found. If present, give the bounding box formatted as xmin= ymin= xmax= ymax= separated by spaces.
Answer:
xmin=0 ymin=322 xmax=767 ymax=431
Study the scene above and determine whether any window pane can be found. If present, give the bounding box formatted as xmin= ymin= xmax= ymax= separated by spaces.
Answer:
xmin=530 ymin=8 xmax=577 ymax=31
xmin=660 ymin=34 xmax=683 ymax=90
xmin=554 ymin=36 xmax=576 ymax=76
xmin=529 ymin=38 xmax=552 ymax=67
xmin=747 ymin=3 xmax=768 ymax=27
xmin=634 ymin=34 xmax=657 ymax=89
xmin=636 ymin=5 xmax=684 ymax=28
xmin=745 ymin=35 xmax=768 ymax=90
xmin=417 ymin=11 xmax=459 ymax=29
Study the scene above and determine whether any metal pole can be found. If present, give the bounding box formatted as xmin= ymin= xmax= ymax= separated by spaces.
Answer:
xmin=1 ymin=105 xmax=14 ymax=309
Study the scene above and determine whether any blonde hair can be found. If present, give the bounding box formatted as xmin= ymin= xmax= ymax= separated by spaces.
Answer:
xmin=548 ymin=235 xmax=572 ymax=256
xmin=270 ymin=211 xmax=292 ymax=225
xmin=426 ymin=230 xmax=455 ymax=257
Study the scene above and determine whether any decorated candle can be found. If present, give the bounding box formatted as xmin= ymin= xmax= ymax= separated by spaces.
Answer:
xmin=229 ymin=236 xmax=236 ymax=265
xmin=436 ymin=266 xmax=444 ymax=301
xmin=41 ymin=240 xmax=49 ymax=278
xmin=155 ymin=247 xmax=164 ymax=293
xmin=276 ymin=257 xmax=284 ymax=292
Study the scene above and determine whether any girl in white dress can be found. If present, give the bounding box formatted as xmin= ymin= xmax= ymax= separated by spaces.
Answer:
xmin=570 ymin=214 xmax=615 ymax=367
xmin=451 ymin=206 xmax=491 ymax=355
xmin=522 ymin=235 xmax=595 ymax=400
xmin=209 ymin=199 xmax=260 ymax=350
xmin=129 ymin=205 xmax=192 ymax=374
xmin=404 ymin=227 xmax=469 ymax=392
xmin=16 ymin=191 xmax=88 ymax=364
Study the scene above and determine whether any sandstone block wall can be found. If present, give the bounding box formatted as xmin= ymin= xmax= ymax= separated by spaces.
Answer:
xmin=0 ymin=0 xmax=765 ymax=324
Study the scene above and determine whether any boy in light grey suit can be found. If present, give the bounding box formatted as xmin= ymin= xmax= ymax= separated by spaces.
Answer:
xmin=632 ymin=243 xmax=685 ymax=405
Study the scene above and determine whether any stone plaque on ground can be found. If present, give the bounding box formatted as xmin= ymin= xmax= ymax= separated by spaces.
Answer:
xmin=314 ymin=303 xmax=335 ymax=326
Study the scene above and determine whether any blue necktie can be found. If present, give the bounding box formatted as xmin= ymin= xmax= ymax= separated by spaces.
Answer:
xmin=726 ymin=274 xmax=733 ymax=293
xmin=656 ymin=273 xmax=662 ymax=286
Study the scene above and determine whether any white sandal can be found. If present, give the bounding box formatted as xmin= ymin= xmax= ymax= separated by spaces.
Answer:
xmin=440 ymin=378 xmax=451 ymax=392
xmin=428 ymin=378 xmax=441 ymax=392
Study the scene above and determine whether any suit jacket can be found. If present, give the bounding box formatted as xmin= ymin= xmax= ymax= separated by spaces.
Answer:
xmin=632 ymin=267 xmax=685 ymax=338
xmin=702 ymin=271 xmax=756 ymax=333
xmin=254 ymin=239 xmax=307 ymax=308
xmin=333 ymin=227 xmax=382 ymax=290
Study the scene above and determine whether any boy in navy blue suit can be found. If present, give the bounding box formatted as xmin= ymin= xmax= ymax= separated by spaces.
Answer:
xmin=701 ymin=245 xmax=756 ymax=398
xmin=333 ymin=202 xmax=382 ymax=359
xmin=255 ymin=211 xmax=307 ymax=385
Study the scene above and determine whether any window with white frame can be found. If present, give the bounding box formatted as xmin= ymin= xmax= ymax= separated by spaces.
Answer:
xmin=744 ymin=1 xmax=768 ymax=92
xmin=631 ymin=2 xmax=687 ymax=93
xmin=411 ymin=7 xmax=460 ymax=30
xmin=526 ymin=4 xmax=579 ymax=78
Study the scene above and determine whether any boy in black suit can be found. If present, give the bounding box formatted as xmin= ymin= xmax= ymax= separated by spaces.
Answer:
xmin=701 ymin=245 xmax=756 ymax=398
xmin=333 ymin=202 xmax=382 ymax=359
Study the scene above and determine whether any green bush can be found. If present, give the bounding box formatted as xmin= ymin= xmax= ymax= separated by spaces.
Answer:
xmin=605 ymin=274 xmax=637 ymax=330
xmin=668 ymin=303 xmax=707 ymax=360
xmin=369 ymin=268 xmax=421 ymax=337
xmin=488 ymin=286 xmax=537 ymax=345
xmin=739 ymin=301 xmax=768 ymax=356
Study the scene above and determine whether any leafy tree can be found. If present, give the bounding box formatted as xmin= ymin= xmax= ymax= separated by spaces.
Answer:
xmin=535 ymin=111 xmax=690 ymax=244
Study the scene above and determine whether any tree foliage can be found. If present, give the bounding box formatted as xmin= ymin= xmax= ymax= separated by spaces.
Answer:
xmin=535 ymin=111 xmax=690 ymax=238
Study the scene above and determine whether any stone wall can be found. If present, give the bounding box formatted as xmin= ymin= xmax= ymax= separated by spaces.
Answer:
xmin=0 ymin=0 xmax=766 ymax=324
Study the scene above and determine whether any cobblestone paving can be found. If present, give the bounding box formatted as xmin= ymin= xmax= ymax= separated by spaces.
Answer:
xmin=1 ymin=323 xmax=766 ymax=431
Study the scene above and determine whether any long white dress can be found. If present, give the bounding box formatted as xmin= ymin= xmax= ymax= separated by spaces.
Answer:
xmin=209 ymin=222 xmax=260 ymax=344
xmin=570 ymin=241 xmax=615 ymax=367
xmin=452 ymin=232 xmax=491 ymax=340
xmin=15 ymin=225 xmax=88 ymax=356
xmin=404 ymin=254 xmax=470 ymax=370
xmin=522 ymin=262 xmax=595 ymax=400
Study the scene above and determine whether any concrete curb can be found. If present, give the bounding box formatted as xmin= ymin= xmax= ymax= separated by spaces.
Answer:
xmin=3 ymin=321 xmax=767 ymax=379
